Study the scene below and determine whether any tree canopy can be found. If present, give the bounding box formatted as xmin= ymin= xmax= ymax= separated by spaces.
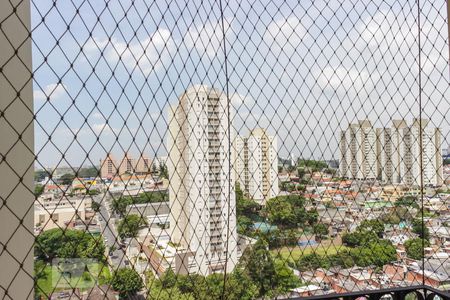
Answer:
xmin=412 ymin=218 xmax=430 ymax=240
xmin=110 ymin=268 xmax=143 ymax=298
xmin=240 ymin=239 xmax=300 ymax=298
xmin=118 ymin=214 xmax=148 ymax=239
xmin=112 ymin=191 xmax=168 ymax=216
xmin=297 ymin=159 xmax=327 ymax=171
xmin=35 ymin=228 xmax=105 ymax=262
xmin=342 ymin=219 xmax=385 ymax=247
xmin=405 ymin=238 xmax=430 ymax=260
xmin=60 ymin=173 xmax=76 ymax=185
xmin=264 ymin=195 xmax=317 ymax=229
xmin=76 ymin=166 xmax=99 ymax=178
xmin=146 ymin=267 xmax=258 ymax=300
xmin=395 ymin=196 xmax=419 ymax=208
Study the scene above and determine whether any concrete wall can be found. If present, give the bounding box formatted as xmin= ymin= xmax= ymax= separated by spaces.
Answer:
xmin=0 ymin=0 xmax=34 ymax=299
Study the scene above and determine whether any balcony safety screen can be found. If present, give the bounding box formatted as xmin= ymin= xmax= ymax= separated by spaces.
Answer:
xmin=0 ymin=0 xmax=449 ymax=299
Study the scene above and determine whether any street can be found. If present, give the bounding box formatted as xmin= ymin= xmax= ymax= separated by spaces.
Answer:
xmin=93 ymin=194 xmax=127 ymax=270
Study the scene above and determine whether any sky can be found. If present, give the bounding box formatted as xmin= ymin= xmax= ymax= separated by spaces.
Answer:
xmin=31 ymin=0 xmax=449 ymax=169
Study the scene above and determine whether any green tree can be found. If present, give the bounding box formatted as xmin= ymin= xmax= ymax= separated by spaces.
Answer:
xmin=110 ymin=268 xmax=143 ymax=298
xmin=118 ymin=214 xmax=148 ymax=239
xmin=265 ymin=195 xmax=317 ymax=229
xmin=77 ymin=166 xmax=99 ymax=178
xmin=296 ymin=253 xmax=329 ymax=271
xmin=236 ymin=184 xmax=260 ymax=220
xmin=297 ymin=167 xmax=305 ymax=178
xmin=297 ymin=159 xmax=327 ymax=171
xmin=241 ymin=239 xmax=277 ymax=297
xmin=237 ymin=215 xmax=254 ymax=235
xmin=60 ymin=173 xmax=75 ymax=185
xmin=34 ymin=169 xmax=49 ymax=182
xmin=35 ymin=228 xmax=105 ymax=262
xmin=313 ymin=223 xmax=329 ymax=240
xmin=405 ymin=238 xmax=430 ymax=260
xmin=395 ymin=196 xmax=419 ymax=208
xmin=342 ymin=220 xmax=385 ymax=247
xmin=350 ymin=240 xmax=397 ymax=268
xmin=148 ymin=285 xmax=193 ymax=300
xmin=111 ymin=197 xmax=132 ymax=216
xmin=272 ymin=259 xmax=301 ymax=297
xmin=225 ymin=268 xmax=258 ymax=300
xmin=34 ymin=184 xmax=45 ymax=197
xmin=265 ymin=197 xmax=294 ymax=227
xmin=359 ymin=219 xmax=385 ymax=238
xmin=412 ymin=218 xmax=430 ymax=240
xmin=241 ymin=239 xmax=300 ymax=298
xmin=91 ymin=201 xmax=101 ymax=212
xmin=159 ymin=164 xmax=168 ymax=179
xmin=280 ymin=182 xmax=288 ymax=192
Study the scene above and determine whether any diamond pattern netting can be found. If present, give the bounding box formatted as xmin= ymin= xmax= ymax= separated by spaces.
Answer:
xmin=0 ymin=0 xmax=449 ymax=299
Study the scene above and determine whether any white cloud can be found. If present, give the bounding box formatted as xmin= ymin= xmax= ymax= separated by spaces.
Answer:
xmin=230 ymin=93 xmax=254 ymax=107
xmin=91 ymin=123 xmax=115 ymax=135
xmin=82 ymin=37 xmax=109 ymax=53
xmin=34 ymin=83 xmax=67 ymax=102
xmin=185 ymin=19 xmax=231 ymax=58
xmin=84 ymin=28 xmax=175 ymax=75
xmin=358 ymin=11 xmax=416 ymax=52
xmin=264 ymin=16 xmax=304 ymax=53
xmin=91 ymin=112 xmax=103 ymax=120
xmin=316 ymin=66 xmax=370 ymax=93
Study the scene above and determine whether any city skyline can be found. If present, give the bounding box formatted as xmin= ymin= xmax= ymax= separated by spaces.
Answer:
xmin=31 ymin=0 xmax=449 ymax=167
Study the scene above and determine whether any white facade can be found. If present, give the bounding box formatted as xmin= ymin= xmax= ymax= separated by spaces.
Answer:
xmin=378 ymin=119 xmax=407 ymax=184
xmin=340 ymin=118 xmax=443 ymax=186
xmin=167 ymin=85 xmax=238 ymax=275
xmin=234 ymin=129 xmax=279 ymax=205
xmin=402 ymin=119 xmax=443 ymax=186
xmin=339 ymin=120 xmax=378 ymax=180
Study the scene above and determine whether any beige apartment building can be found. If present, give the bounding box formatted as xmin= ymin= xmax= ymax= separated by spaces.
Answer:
xmin=34 ymin=194 xmax=92 ymax=232
xmin=167 ymin=85 xmax=238 ymax=276
xmin=234 ymin=128 xmax=279 ymax=205
xmin=100 ymin=152 xmax=151 ymax=178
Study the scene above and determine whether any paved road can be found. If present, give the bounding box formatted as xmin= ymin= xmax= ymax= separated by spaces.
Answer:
xmin=93 ymin=194 xmax=127 ymax=269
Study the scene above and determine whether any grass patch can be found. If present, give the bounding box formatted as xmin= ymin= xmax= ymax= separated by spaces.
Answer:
xmin=35 ymin=261 xmax=111 ymax=297
xmin=272 ymin=243 xmax=349 ymax=262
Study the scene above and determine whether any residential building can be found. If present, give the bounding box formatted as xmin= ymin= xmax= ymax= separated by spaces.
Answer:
xmin=340 ymin=119 xmax=443 ymax=186
xmin=339 ymin=120 xmax=378 ymax=180
xmin=34 ymin=195 xmax=92 ymax=232
xmin=234 ymin=128 xmax=279 ymax=205
xmin=378 ymin=119 xmax=407 ymax=184
xmin=100 ymin=153 xmax=151 ymax=178
xmin=119 ymin=152 xmax=135 ymax=175
xmin=167 ymin=85 xmax=238 ymax=275
xmin=100 ymin=153 xmax=119 ymax=179
xmin=402 ymin=119 xmax=443 ymax=186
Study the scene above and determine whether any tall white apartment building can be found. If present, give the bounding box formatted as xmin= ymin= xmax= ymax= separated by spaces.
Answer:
xmin=378 ymin=119 xmax=407 ymax=184
xmin=340 ymin=118 xmax=443 ymax=186
xmin=339 ymin=120 xmax=378 ymax=180
xmin=167 ymin=85 xmax=238 ymax=275
xmin=402 ymin=119 xmax=443 ymax=186
xmin=234 ymin=129 xmax=278 ymax=205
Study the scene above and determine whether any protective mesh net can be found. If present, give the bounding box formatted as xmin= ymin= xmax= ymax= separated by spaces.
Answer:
xmin=0 ymin=0 xmax=449 ymax=299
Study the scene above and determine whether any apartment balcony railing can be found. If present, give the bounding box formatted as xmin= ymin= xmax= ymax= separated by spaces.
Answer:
xmin=1 ymin=0 xmax=450 ymax=299
xmin=294 ymin=286 xmax=450 ymax=300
